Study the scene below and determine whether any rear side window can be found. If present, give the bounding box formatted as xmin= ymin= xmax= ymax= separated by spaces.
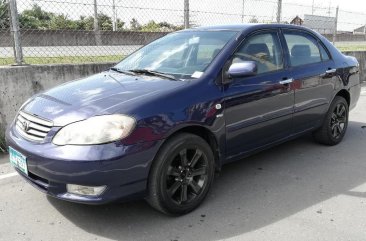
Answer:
xmin=284 ymin=32 xmax=322 ymax=67
xmin=319 ymin=44 xmax=330 ymax=61
xmin=233 ymin=32 xmax=283 ymax=74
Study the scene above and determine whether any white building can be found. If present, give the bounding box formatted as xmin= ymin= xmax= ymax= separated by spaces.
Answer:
xmin=303 ymin=14 xmax=335 ymax=34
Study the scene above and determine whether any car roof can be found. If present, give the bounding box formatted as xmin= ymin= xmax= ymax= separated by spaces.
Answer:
xmin=188 ymin=23 xmax=314 ymax=32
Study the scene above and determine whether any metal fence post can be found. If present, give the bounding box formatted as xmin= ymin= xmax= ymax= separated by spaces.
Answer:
xmin=93 ymin=0 xmax=99 ymax=31
xmin=241 ymin=0 xmax=245 ymax=23
xmin=184 ymin=0 xmax=189 ymax=29
xmin=93 ymin=0 xmax=101 ymax=46
xmin=8 ymin=0 xmax=24 ymax=65
xmin=112 ymin=0 xmax=116 ymax=31
xmin=332 ymin=6 xmax=339 ymax=44
xmin=276 ymin=0 xmax=282 ymax=23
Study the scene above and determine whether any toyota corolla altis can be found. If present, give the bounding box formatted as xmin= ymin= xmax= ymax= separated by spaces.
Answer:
xmin=6 ymin=24 xmax=361 ymax=215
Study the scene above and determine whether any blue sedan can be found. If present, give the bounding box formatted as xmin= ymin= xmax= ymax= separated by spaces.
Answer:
xmin=6 ymin=24 xmax=361 ymax=215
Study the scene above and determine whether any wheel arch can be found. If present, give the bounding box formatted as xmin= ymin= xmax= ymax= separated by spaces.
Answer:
xmin=149 ymin=124 xmax=222 ymax=175
xmin=167 ymin=125 xmax=222 ymax=171
xmin=335 ymin=89 xmax=350 ymax=106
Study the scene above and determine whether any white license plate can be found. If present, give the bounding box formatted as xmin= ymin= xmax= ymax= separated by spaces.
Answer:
xmin=9 ymin=147 xmax=28 ymax=175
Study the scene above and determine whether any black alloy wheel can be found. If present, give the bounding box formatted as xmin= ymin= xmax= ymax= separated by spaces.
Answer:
xmin=165 ymin=148 xmax=208 ymax=205
xmin=147 ymin=133 xmax=215 ymax=215
xmin=313 ymin=96 xmax=349 ymax=145
xmin=330 ymin=102 xmax=347 ymax=139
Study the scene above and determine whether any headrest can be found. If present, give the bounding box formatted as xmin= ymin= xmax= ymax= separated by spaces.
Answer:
xmin=245 ymin=43 xmax=270 ymax=57
xmin=291 ymin=45 xmax=311 ymax=57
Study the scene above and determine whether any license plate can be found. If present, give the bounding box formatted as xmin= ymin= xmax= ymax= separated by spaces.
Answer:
xmin=9 ymin=147 xmax=28 ymax=175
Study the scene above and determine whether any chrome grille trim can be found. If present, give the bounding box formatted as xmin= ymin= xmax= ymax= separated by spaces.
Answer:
xmin=15 ymin=111 xmax=53 ymax=142
xmin=19 ymin=111 xmax=53 ymax=127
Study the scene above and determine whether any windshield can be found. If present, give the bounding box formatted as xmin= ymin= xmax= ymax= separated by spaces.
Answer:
xmin=114 ymin=31 xmax=237 ymax=80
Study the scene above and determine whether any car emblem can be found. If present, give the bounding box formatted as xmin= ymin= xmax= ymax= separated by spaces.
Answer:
xmin=22 ymin=120 xmax=30 ymax=132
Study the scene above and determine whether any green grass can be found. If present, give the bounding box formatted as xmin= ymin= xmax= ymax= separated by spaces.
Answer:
xmin=335 ymin=45 xmax=366 ymax=52
xmin=0 ymin=55 xmax=123 ymax=66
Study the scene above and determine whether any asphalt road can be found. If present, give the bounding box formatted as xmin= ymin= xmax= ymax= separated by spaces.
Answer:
xmin=0 ymin=87 xmax=365 ymax=241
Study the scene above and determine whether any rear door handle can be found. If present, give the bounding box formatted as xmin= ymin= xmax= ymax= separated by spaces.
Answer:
xmin=279 ymin=78 xmax=294 ymax=85
xmin=325 ymin=68 xmax=336 ymax=74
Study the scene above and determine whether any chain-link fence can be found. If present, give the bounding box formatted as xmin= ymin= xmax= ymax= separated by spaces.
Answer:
xmin=1 ymin=0 xmax=366 ymax=66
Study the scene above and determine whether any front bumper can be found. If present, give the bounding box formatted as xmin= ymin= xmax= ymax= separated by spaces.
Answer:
xmin=6 ymin=125 xmax=164 ymax=204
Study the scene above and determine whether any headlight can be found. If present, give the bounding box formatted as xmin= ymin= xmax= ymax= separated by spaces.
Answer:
xmin=53 ymin=114 xmax=136 ymax=145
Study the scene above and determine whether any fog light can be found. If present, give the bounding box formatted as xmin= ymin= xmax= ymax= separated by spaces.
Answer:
xmin=66 ymin=184 xmax=106 ymax=196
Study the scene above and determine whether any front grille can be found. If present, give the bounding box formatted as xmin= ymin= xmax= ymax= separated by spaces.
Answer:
xmin=15 ymin=111 xmax=53 ymax=142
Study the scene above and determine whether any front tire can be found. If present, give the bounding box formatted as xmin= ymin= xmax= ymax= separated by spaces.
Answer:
xmin=147 ymin=133 xmax=215 ymax=215
xmin=313 ymin=96 xmax=349 ymax=145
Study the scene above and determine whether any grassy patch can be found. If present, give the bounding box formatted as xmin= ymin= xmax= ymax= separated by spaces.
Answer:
xmin=0 ymin=55 xmax=123 ymax=66
xmin=337 ymin=46 xmax=366 ymax=52
xmin=335 ymin=45 xmax=366 ymax=52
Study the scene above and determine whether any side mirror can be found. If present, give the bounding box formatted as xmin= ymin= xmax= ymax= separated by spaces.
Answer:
xmin=226 ymin=61 xmax=257 ymax=80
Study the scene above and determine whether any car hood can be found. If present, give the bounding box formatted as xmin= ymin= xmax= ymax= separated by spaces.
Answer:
xmin=22 ymin=72 xmax=188 ymax=126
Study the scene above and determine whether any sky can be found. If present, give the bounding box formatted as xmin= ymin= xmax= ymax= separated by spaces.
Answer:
xmin=17 ymin=0 xmax=366 ymax=31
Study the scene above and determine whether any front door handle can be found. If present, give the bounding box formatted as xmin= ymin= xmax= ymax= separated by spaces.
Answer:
xmin=279 ymin=78 xmax=294 ymax=85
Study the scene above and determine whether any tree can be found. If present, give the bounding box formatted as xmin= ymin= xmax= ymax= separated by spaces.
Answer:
xmin=139 ymin=20 xmax=184 ymax=32
xmin=0 ymin=0 xmax=10 ymax=29
xmin=116 ymin=19 xmax=125 ymax=30
xmin=141 ymin=20 xmax=160 ymax=31
xmin=130 ymin=18 xmax=141 ymax=30
xmin=49 ymin=14 xmax=78 ymax=30
xmin=98 ymin=13 xmax=112 ymax=30
xmin=76 ymin=14 xmax=124 ymax=31
xmin=12 ymin=4 xmax=181 ymax=32
xmin=76 ymin=16 xmax=94 ymax=31
xmin=249 ymin=16 xmax=259 ymax=23
xmin=19 ymin=4 xmax=54 ymax=29
xmin=159 ymin=21 xmax=184 ymax=31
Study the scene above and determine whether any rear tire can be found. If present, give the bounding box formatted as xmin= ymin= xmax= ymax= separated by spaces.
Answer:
xmin=313 ymin=96 xmax=349 ymax=146
xmin=147 ymin=133 xmax=215 ymax=215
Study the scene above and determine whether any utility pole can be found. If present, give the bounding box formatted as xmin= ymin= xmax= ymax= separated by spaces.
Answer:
xmin=327 ymin=0 xmax=331 ymax=16
xmin=276 ymin=0 xmax=282 ymax=23
xmin=9 ymin=0 xmax=24 ymax=65
xmin=332 ymin=6 xmax=339 ymax=44
xmin=311 ymin=0 xmax=314 ymax=15
xmin=184 ymin=0 xmax=189 ymax=29
xmin=241 ymin=0 xmax=245 ymax=23
xmin=112 ymin=0 xmax=117 ymax=31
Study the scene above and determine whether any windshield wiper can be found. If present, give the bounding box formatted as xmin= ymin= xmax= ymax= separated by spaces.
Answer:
xmin=109 ymin=67 xmax=137 ymax=76
xmin=128 ymin=69 xmax=178 ymax=81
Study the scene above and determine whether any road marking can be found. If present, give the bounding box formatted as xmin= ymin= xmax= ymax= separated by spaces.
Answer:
xmin=0 ymin=172 xmax=18 ymax=180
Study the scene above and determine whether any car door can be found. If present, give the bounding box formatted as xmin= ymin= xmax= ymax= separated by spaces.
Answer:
xmin=282 ymin=30 xmax=335 ymax=134
xmin=224 ymin=29 xmax=294 ymax=160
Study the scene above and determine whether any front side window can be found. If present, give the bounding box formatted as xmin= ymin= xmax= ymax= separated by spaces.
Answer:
xmin=233 ymin=32 xmax=284 ymax=74
xmin=284 ymin=32 xmax=323 ymax=67
xmin=114 ymin=31 xmax=237 ymax=79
